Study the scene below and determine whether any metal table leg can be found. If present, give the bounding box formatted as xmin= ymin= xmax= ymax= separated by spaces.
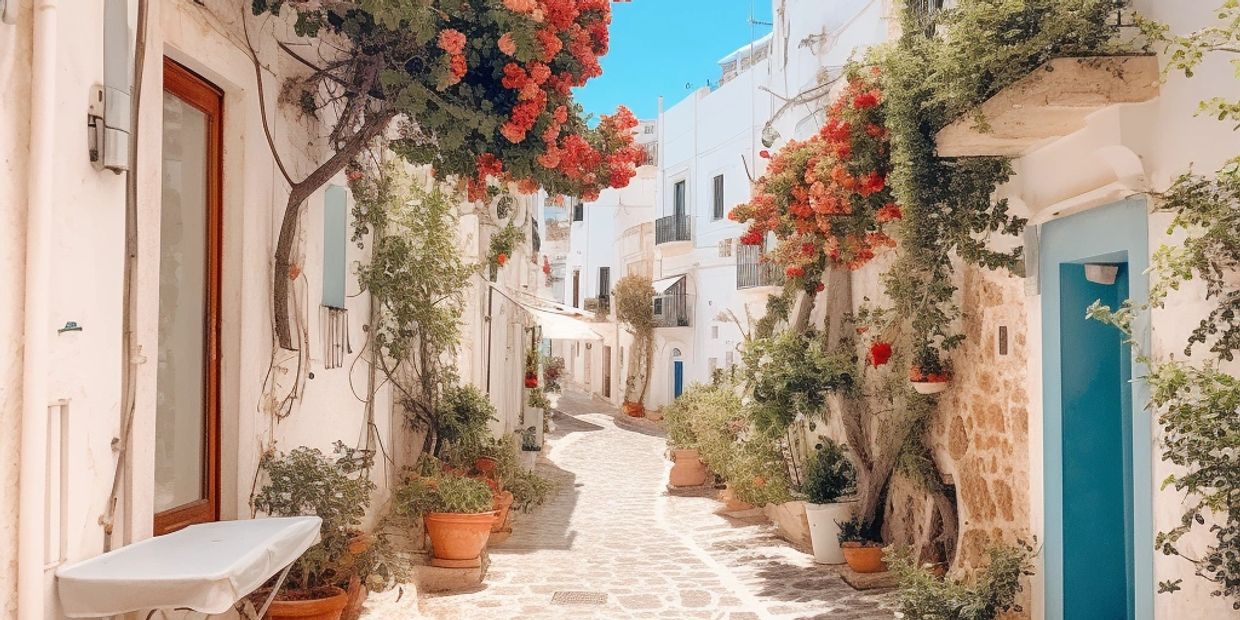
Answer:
xmin=253 ymin=562 xmax=294 ymax=618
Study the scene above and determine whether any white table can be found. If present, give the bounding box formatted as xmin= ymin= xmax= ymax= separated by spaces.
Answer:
xmin=56 ymin=516 xmax=321 ymax=619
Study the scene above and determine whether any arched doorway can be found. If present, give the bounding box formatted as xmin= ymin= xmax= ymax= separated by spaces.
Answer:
xmin=670 ymin=348 xmax=684 ymax=400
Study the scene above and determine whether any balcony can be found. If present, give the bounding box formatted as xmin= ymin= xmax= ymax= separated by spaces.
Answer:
xmin=583 ymin=295 xmax=610 ymax=318
xmin=736 ymin=245 xmax=783 ymax=291
xmin=935 ymin=56 xmax=1159 ymax=157
xmin=655 ymin=214 xmax=691 ymax=246
xmin=652 ymin=293 xmax=692 ymax=328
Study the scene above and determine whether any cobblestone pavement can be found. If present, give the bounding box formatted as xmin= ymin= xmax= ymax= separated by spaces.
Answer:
xmin=418 ymin=391 xmax=895 ymax=620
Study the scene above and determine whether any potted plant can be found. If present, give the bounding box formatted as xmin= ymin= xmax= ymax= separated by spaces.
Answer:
xmin=837 ymin=516 xmax=887 ymax=573
xmin=663 ymin=392 xmax=707 ymax=487
xmin=542 ymin=355 xmax=565 ymax=409
xmin=802 ymin=440 xmax=858 ymax=564
xmin=397 ymin=469 xmax=497 ymax=568
xmin=524 ymin=347 xmax=540 ymax=389
xmin=250 ymin=444 xmax=376 ymax=620
xmin=909 ymin=345 xmax=951 ymax=395
xmin=518 ymin=426 xmax=540 ymax=471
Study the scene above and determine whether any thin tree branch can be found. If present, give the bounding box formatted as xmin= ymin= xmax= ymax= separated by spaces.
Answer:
xmin=241 ymin=7 xmax=294 ymax=186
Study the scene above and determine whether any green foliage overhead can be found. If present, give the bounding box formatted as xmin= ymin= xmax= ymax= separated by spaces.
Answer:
xmin=742 ymin=329 xmax=856 ymax=433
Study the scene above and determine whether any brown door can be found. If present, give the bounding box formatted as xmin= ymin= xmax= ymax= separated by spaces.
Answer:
xmin=601 ymin=346 xmax=612 ymax=398
xmin=572 ymin=270 xmax=581 ymax=308
xmin=154 ymin=58 xmax=223 ymax=535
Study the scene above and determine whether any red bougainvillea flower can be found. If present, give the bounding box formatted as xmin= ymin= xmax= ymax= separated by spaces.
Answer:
xmin=815 ymin=282 xmax=826 ymax=293
xmin=496 ymin=253 xmax=509 ymax=266
xmin=504 ymin=0 xmax=537 ymax=13
xmin=785 ymin=265 xmax=805 ymax=278
xmin=498 ymin=32 xmax=517 ymax=56
xmin=852 ymin=90 xmax=880 ymax=110
xmin=759 ymin=149 xmax=771 ymax=159
xmin=438 ymin=29 xmax=467 ymax=55
xmin=859 ymin=171 xmax=886 ymax=196
xmin=868 ymin=342 xmax=893 ymax=367
xmin=876 ymin=203 xmax=903 ymax=223
xmin=448 ymin=54 xmax=467 ymax=82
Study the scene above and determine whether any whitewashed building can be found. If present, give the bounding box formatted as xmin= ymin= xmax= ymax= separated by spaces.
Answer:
xmin=0 ymin=1 xmax=543 ymax=617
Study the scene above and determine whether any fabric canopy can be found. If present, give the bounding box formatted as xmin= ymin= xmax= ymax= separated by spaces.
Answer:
xmin=531 ymin=307 xmax=604 ymax=341
xmin=652 ymin=275 xmax=685 ymax=294
xmin=56 ymin=516 xmax=321 ymax=618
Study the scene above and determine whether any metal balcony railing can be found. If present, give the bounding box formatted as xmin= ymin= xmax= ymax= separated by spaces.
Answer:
xmin=736 ymin=244 xmax=784 ymax=290
xmin=652 ymin=293 xmax=692 ymax=328
xmin=655 ymin=214 xmax=691 ymax=245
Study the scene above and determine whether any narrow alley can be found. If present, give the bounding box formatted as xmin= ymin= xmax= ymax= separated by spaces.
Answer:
xmin=417 ymin=391 xmax=893 ymax=619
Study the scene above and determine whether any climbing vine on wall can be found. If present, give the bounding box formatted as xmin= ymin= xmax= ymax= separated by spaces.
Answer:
xmin=1091 ymin=3 xmax=1240 ymax=606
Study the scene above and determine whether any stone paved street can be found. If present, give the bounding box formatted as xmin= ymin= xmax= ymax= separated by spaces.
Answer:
xmin=417 ymin=391 xmax=894 ymax=619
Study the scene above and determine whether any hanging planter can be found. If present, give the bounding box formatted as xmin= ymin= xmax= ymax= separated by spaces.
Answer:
xmin=909 ymin=345 xmax=951 ymax=395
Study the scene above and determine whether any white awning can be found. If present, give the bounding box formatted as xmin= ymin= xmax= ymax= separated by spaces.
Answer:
xmin=652 ymin=275 xmax=686 ymax=294
xmin=531 ymin=307 xmax=604 ymax=341
xmin=56 ymin=517 xmax=321 ymax=618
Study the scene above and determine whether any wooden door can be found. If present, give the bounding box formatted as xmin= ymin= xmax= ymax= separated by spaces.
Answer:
xmin=154 ymin=58 xmax=223 ymax=535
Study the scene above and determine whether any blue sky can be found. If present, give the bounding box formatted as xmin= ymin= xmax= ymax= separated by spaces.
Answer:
xmin=574 ymin=0 xmax=774 ymax=121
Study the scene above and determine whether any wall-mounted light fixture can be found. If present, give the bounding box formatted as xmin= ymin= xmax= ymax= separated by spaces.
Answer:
xmin=88 ymin=0 xmax=132 ymax=173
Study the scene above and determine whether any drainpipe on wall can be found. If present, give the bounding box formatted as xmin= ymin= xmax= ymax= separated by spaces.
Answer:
xmin=18 ymin=1 xmax=58 ymax=618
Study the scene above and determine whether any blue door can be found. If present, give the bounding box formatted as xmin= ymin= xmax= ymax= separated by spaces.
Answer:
xmin=673 ymin=360 xmax=684 ymax=399
xmin=1040 ymin=199 xmax=1151 ymax=620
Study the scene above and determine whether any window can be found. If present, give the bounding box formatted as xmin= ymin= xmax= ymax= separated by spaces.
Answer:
xmin=673 ymin=180 xmax=686 ymax=218
xmin=322 ymin=185 xmax=347 ymax=309
xmin=156 ymin=58 xmax=223 ymax=535
xmin=572 ymin=202 xmax=584 ymax=222
xmin=725 ymin=350 xmax=735 ymax=368
xmin=712 ymin=174 xmax=724 ymax=220
xmin=598 ymin=266 xmax=611 ymax=301
xmin=711 ymin=325 xmax=719 ymax=339
xmin=708 ymin=357 xmax=718 ymax=376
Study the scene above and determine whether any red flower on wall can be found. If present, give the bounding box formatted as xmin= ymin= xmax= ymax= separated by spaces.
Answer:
xmin=496 ymin=253 xmax=509 ymax=266
xmin=868 ymin=342 xmax=893 ymax=367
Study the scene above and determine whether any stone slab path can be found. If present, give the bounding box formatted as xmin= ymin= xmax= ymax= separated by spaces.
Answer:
xmin=417 ymin=391 xmax=895 ymax=619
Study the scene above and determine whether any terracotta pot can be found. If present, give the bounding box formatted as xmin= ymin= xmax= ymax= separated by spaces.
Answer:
xmin=719 ymin=486 xmax=754 ymax=512
xmin=264 ymin=586 xmax=349 ymax=620
xmin=346 ymin=532 xmax=372 ymax=556
xmin=668 ymin=449 xmax=707 ymax=487
xmin=842 ymin=542 xmax=887 ymax=573
xmin=491 ymin=490 xmax=515 ymax=533
xmin=623 ymin=401 xmax=645 ymax=417
xmin=425 ymin=511 xmax=497 ymax=563
xmin=341 ymin=575 xmax=366 ymax=620
xmin=474 ymin=456 xmax=499 ymax=475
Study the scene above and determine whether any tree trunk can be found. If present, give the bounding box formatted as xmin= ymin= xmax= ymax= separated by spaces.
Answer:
xmin=273 ymin=108 xmax=395 ymax=349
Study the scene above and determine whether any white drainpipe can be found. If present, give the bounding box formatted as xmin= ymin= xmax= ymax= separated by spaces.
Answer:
xmin=19 ymin=0 xmax=58 ymax=618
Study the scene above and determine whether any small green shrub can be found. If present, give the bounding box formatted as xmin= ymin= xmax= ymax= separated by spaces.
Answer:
xmin=396 ymin=470 xmax=495 ymax=518
xmin=835 ymin=516 xmax=879 ymax=545
xmin=888 ymin=540 xmax=1037 ymax=620
xmin=801 ymin=439 xmax=857 ymax=504
xmin=437 ymin=384 xmax=496 ymax=448
xmin=251 ymin=443 xmax=375 ymax=593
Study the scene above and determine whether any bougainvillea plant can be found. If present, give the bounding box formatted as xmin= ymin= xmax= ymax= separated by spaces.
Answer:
xmin=249 ymin=0 xmax=645 ymax=348
xmin=728 ymin=66 xmax=899 ymax=286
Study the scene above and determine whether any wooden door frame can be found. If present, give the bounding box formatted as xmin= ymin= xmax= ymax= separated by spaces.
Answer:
xmin=154 ymin=58 xmax=223 ymax=536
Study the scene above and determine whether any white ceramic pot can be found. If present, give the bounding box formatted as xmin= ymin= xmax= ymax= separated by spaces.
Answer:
xmin=911 ymin=380 xmax=949 ymax=395
xmin=805 ymin=500 xmax=856 ymax=564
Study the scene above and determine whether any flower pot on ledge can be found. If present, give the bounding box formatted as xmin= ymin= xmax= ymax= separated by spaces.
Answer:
xmin=668 ymin=448 xmax=707 ymax=487
xmin=909 ymin=368 xmax=951 ymax=395
xmin=842 ymin=542 xmax=887 ymax=573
